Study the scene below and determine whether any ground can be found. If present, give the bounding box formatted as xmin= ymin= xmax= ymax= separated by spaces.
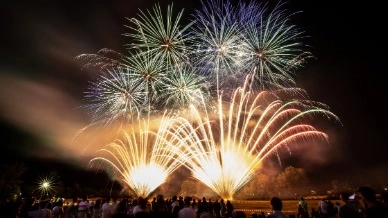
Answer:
xmin=232 ymin=199 xmax=327 ymax=216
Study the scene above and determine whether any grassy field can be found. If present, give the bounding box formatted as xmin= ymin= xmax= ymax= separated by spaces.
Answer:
xmin=231 ymin=199 xmax=327 ymax=216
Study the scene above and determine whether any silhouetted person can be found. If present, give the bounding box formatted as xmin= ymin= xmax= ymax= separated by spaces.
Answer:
xmin=267 ymin=197 xmax=287 ymax=218
xmin=318 ymin=198 xmax=329 ymax=218
xmin=310 ymin=208 xmax=320 ymax=218
xmin=297 ymin=197 xmax=308 ymax=218
xmin=220 ymin=199 xmax=226 ymax=218
xmin=225 ymin=200 xmax=234 ymax=218
xmin=102 ymin=198 xmax=114 ymax=218
xmin=112 ymin=200 xmax=131 ymax=218
xmin=234 ymin=211 xmax=246 ymax=218
xmin=52 ymin=201 xmax=64 ymax=218
xmin=250 ymin=212 xmax=258 ymax=218
xmin=381 ymin=191 xmax=388 ymax=218
xmin=356 ymin=186 xmax=385 ymax=218
xmin=326 ymin=200 xmax=335 ymax=218
xmin=213 ymin=199 xmax=221 ymax=218
xmin=93 ymin=199 xmax=102 ymax=218
xmin=179 ymin=197 xmax=196 ymax=218
xmin=338 ymin=192 xmax=362 ymax=218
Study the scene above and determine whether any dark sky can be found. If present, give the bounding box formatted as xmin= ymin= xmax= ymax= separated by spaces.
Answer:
xmin=0 ymin=0 xmax=387 ymax=191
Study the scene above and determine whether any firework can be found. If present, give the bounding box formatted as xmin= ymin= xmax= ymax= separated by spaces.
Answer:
xmin=240 ymin=1 xmax=312 ymax=90
xmin=169 ymin=77 xmax=339 ymax=199
xmin=124 ymin=3 xmax=193 ymax=69
xmin=75 ymin=48 xmax=126 ymax=70
xmin=34 ymin=172 xmax=59 ymax=199
xmin=159 ymin=64 xmax=210 ymax=110
xmin=190 ymin=0 xmax=246 ymax=93
xmin=121 ymin=51 xmax=167 ymax=108
xmin=89 ymin=113 xmax=186 ymax=197
xmin=75 ymin=0 xmax=340 ymax=199
xmin=83 ymin=67 xmax=147 ymax=125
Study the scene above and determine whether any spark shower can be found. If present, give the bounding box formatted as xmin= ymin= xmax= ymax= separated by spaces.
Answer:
xmin=77 ymin=0 xmax=339 ymax=199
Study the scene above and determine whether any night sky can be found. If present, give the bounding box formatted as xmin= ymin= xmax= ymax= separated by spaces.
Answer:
xmin=0 ymin=0 xmax=387 ymax=191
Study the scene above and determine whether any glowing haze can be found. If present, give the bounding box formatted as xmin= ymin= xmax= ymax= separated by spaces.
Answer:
xmin=168 ymin=78 xmax=339 ymax=199
xmin=89 ymin=114 xmax=184 ymax=197
xmin=74 ymin=0 xmax=340 ymax=199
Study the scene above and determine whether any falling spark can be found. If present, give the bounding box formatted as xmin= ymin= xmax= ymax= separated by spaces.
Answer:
xmin=169 ymin=77 xmax=339 ymax=199
xmin=89 ymin=113 xmax=186 ymax=197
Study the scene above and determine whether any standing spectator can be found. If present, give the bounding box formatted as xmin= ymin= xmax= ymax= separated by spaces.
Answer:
xmin=310 ymin=208 xmax=320 ymax=218
xmin=29 ymin=201 xmax=42 ymax=218
xmin=133 ymin=197 xmax=147 ymax=217
xmin=178 ymin=196 xmax=185 ymax=210
xmin=258 ymin=212 xmax=266 ymax=218
xmin=318 ymin=198 xmax=329 ymax=218
xmin=326 ymin=200 xmax=335 ymax=218
xmin=65 ymin=197 xmax=78 ymax=218
xmin=334 ymin=202 xmax=341 ymax=217
xmin=381 ymin=191 xmax=388 ymax=218
xmin=112 ymin=199 xmax=130 ymax=218
xmin=78 ymin=196 xmax=90 ymax=218
xmin=297 ymin=197 xmax=308 ymax=218
xmin=225 ymin=200 xmax=234 ymax=218
xmin=234 ymin=211 xmax=246 ymax=218
xmin=92 ymin=199 xmax=102 ymax=218
xmin=18 ymin=198 xmax=34 ymax=218
xmin=198 ymin=197 xmax=209 ymax=215
xmin=102 ymin=198 xmax=114 ymax=218
xmin=207 ymin=199 xmax=214 ymax=217
xmin=267 ymin=197 xmax=288 ymax=218
xmin=41 ymin=201 xmax=53 ymax=218
xmin=179 ymin=197 xmax=196 ymax=218
xmin=338 ymin=192 xmax=361 ymax=218
xmin=356 ymin=186 xmax=385 ymax=218
xmin=171 ymin=195 xmax=180 ymax=218
xmin=219 ymin=199 xmax=226 ymax=218
xmin=52 ymin=201 xmax=64 ymax=218
xmin=213 ymin=199 xmax=221 ymax=218
xmin=150 ymin=194 xmax=170 ymax=218
xmin=250 ymin=212 xmax=258 ymax=218
xmin=191 ymin=198 xmax=198 ymax=214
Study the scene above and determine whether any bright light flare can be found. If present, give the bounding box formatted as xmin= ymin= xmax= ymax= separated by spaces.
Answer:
xmin=171 ymin=77 xmax=340 ymax=199
xmin=89 ymin=113 xmax=185 ymax=197
xmin=34 ymin=172 xmax=59 ymax=199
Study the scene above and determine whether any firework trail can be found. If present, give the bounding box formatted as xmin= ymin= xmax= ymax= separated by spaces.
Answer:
xmin=124 ymin=3 xmax=193 ymax=69
xmin=169 ymin=77 xmax=339 ymax=199
xmin=190 ymin=0 xmax=246 ymax=94
xmin=83 ymin=67 xmax=147 ymax=125
xmin=75 ymin=48 xmax=126 ymax=71
xmin=121 ymin=51 xmax=167 ymax=108
xmin=191 ymin=0 xmax=312 ymax=91
xmin=159 ymin=64 xmax=210 ymax=110
xmin=240 ymin=1 xmax=313 ymax=90
xmin=77 ymin=0 xmax=311 ymax=119
xmin=89 ymin=113 xmax=186 ymax=197
xmin=75 ymin=0 xmax=340 ymax=199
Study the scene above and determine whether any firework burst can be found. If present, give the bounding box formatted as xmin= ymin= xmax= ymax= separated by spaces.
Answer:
xmin=75 ymin=0 xmax=340 ymax=199
xmin=83 ymin=67 xmax=147 ymax=125
xmin=89 ymin=113 xmax=186 ymax=197
xmin=34 ymin=172 xmax=60 ymax=199
xmin=159 ymin=64 xmax=210 ymax=110
xmin=124 ymin=3 xmax=193 ymax=69
xmin=121 ymin=51 xmax=167 ymax=108
xmin=240 ymin=1 xmax=312 ymax=90
xmin=170 ymin=77 xmax=339 ymax=199
xmin=190 ymin=0 xmax=246 ymax=93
